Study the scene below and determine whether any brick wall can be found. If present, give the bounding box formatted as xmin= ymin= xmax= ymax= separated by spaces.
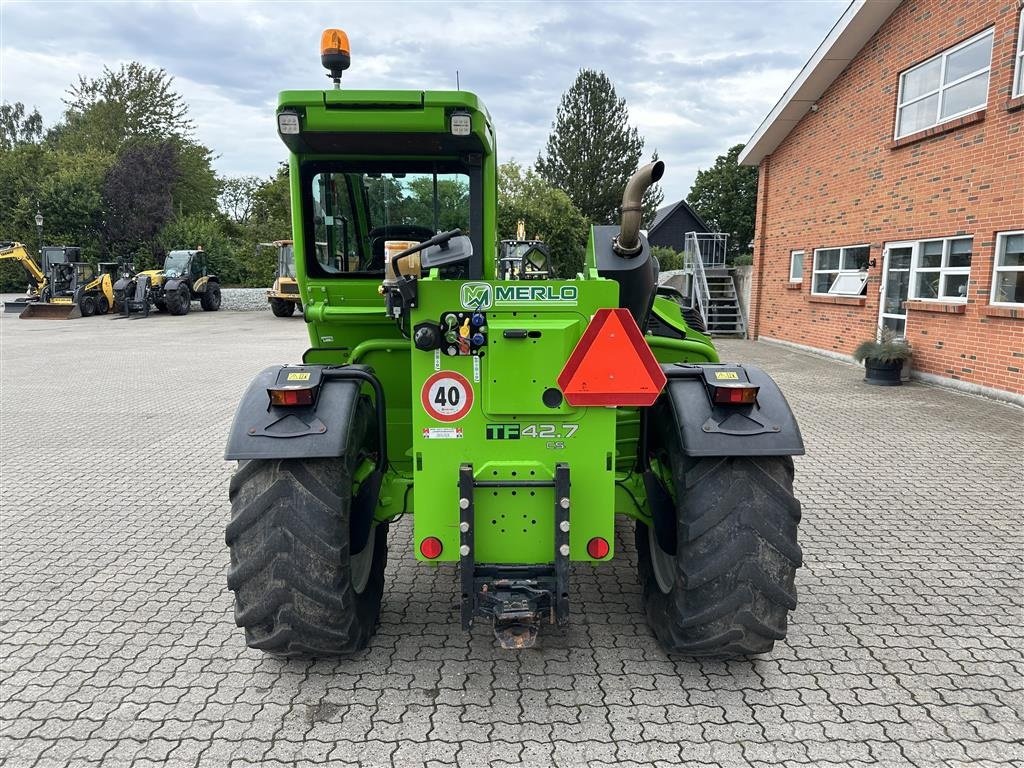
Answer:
xmin=750 ymin=0 xmax=1024 ymax=395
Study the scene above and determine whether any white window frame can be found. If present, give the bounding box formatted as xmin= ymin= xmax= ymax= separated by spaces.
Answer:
xmin=811 ymin=245 xmax=870 ymax=296
xmin=1014 ymin=9 xmax=1024 ymax=98
xmin=909 ymin=236 xmax=973 ymax=303
xmin=789 ymin=250 xmax=804 ymax=283
xmin=990 ymin=230 xmax=1024 ymax=307
xmin=894 ymin=27 xmax=994 ymax=139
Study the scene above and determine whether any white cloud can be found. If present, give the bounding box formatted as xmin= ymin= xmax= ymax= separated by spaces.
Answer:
xmin=0 ymin=0 xmax=846 ymax=202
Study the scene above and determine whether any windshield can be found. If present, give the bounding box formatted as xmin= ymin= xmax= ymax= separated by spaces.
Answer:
xmin=303 ymin=162 xmax=472 ymax=278
xmin=280 ymin=244 xmax=296 ymax=278
xmin=163 ymin=251 xmax=191 ymax=277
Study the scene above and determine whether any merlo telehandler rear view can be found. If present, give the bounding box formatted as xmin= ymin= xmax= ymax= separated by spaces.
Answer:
xmin=225 ymin=30 xmax=804 ymax=655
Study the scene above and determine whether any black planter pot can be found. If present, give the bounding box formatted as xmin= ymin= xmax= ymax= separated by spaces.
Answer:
xmin=863 ymin=357 xmax=904 ymax=386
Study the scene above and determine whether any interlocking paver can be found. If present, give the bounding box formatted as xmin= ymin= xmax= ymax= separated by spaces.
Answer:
xmin=1 ymin=310 xmax=1021 ymax=767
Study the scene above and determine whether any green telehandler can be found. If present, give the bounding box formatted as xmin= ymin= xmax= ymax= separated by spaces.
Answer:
xmin=225 ymin=29 xmax=804 ymax=655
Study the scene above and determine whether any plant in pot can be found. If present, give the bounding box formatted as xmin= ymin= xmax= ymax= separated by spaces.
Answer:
xmin=853 ymin=328 xmax=912 ymax=386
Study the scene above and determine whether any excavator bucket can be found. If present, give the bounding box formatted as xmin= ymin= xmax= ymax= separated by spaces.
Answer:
xmin=19 ymin=302 xmax=82 ymax=320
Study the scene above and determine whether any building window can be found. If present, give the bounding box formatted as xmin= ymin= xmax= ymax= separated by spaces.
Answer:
xmin=790 ymin=250 xmax=804 ymax=282
xmin=910 ymin=237 xmax=973 ymax=302
xmin=1015 ymin=9 xmax=1024 ymax=98
xmin=991 ymin=231 xmax=1024 ymax=306
xmin=812 ymin=245 xmax=870 ymax=295
xmin=895 ymin=28 xmax=994 ymax=138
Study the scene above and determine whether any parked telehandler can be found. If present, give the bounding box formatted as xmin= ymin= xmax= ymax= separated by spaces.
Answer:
xmin=114 ymin=248 xmax=221 ymax=316
xmin=260 ymin=240 xmax=303 ymax=317
xmin=225 ymin=30 xmax=803 ymax=656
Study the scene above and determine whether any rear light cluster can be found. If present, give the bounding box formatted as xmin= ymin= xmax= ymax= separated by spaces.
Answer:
xmin=269 ymin=388 xmax=316 ymax=406
xmin=709 ymin=384 xmax=759 ymax=406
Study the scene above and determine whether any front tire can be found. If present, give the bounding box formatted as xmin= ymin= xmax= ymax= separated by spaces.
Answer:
xmin=225 ymin=406 xmax=387 ymax=656
xmin=638 ymin=416 xmax=802 ymax=657
xmin=78 ymin=294 xmax=96 ymax=317
xmin=270 ymin=297 xmax=295 ymax=317
xmin=167 ymin=285 xmax=190 ymax=315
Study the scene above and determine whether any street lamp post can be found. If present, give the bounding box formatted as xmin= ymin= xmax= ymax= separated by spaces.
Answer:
xmin=34 ymin=208 xmax=43 ymax=257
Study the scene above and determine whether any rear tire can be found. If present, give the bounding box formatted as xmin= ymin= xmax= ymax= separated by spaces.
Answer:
xmin=270 ymin=297 xmax=295 ymax=317
xmin=225 ymin=403 xmax=387 ymax=657
xmin=96 ymin=295 xmax=109 ymax=315
xmin=638 ymin=412 xmax=801 ymax=657
xmin=200 ymin=283 xmax=221 ymax=311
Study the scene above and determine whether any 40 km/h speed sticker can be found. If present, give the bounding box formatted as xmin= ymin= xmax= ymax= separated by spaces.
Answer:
xmin=421 ymin=371 xmax=474 ymax=423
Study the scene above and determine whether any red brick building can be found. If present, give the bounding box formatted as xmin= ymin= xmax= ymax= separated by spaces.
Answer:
xmin=740 ymin=0 xmax=1023 ymax=401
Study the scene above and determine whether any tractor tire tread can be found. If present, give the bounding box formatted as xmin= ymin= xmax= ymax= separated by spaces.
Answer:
xmin=226 ymin=447 xmax=385 ymax=658
xmin=639 ymin=447 xmax=802 ymax=658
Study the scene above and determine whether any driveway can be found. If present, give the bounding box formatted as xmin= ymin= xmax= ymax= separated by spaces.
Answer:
xmin=1 ymin=310 xmax=1021 ymax=767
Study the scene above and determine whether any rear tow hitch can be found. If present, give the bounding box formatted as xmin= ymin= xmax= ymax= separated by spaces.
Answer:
xmin=458 ymin=463 xmax=571 ymax=648
xmin=479 ymin=578 xmax=552 ymax=649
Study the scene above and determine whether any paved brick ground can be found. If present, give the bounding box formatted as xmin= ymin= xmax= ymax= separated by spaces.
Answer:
xmin=1 ymin=309 xmax=1021 ymax=768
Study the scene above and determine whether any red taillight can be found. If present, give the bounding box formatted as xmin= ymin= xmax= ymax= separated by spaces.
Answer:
xmin=420 ymin=537 xmax=443 ymax=559
xmin=710 ymin=384 xmax=759 ymax=406
xmin=587 ymin=537 xmax=610 ymax=559
xmin=269 ymin=387 xmax=316 ymax=406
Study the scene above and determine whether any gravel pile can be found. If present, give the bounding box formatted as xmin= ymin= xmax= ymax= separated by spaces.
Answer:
xmin=221 ymin=288 xmax=270 ymax=311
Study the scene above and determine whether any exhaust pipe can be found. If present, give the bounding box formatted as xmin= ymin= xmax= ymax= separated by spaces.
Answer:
xmin=613 ymin=160 xmax=665 ymax=257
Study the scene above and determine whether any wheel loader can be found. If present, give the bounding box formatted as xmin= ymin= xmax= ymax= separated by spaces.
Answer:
xmin=225 ymin=30 xmax=804 ymax=656
xmin=260 ymin=240 xmax=303 ymax=317
xmin=114 ymin=248 xmax=221 ymax=317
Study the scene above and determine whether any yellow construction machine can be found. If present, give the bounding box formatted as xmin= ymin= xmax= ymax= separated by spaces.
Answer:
xmin=1 ymin=242 xmax=119 ymax=319
xmin=260 ymin=240 xmax=302 ymax=317
xmin=1 ymin=241 xmax=47 ymax=313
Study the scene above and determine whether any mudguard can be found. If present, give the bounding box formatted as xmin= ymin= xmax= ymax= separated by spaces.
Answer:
xmin=163 ymin=277 xmax=184 ymax=293
xmin=224 ymin=364 xmax=362 ymax=460
xmin=661 ymin=363 xmax=804 ymax=457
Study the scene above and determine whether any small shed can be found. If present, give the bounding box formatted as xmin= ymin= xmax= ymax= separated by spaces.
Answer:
xmin=646 ymin=200 xmax=709 ymax=252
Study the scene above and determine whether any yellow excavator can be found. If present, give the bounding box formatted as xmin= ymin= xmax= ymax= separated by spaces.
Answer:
xmin=1 ymin=241 xmax=47 ymax=313
xmin=1 ymin=242 xmax=116 ymax=319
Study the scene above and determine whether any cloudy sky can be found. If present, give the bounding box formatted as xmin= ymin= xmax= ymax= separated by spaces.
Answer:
xmin=0 ymin=0 xmax=846 ymax=203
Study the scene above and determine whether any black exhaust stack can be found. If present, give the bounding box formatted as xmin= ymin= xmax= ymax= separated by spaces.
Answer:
xmin=592 ymin=160 xmax=665 ymax=326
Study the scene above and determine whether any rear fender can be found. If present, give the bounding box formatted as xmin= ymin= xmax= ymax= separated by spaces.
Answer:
xmin=194 ymin=275 xmax=217 ymax=293
xmin=658 ymin=363 xmax=804 ymax=457
xmin=225 ymin=364 xmax=369 ymax=461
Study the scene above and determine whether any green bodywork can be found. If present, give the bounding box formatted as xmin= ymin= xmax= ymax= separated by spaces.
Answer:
xmin=281 ymin=88 xmax=718 ymax=565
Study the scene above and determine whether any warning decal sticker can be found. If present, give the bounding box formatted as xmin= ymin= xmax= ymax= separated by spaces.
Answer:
xmin=420 ymin=371 xmax=474 ymax=423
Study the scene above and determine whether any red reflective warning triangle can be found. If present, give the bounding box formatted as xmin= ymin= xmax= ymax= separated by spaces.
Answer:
xmin=557 ymin=308 xmax=667 ymax=407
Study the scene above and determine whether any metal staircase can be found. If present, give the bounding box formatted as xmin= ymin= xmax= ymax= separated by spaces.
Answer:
xmin=682 ymin=232 xmax=747 ymax=337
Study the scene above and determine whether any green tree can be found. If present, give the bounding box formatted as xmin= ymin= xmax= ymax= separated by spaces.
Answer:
xmin=536 ymin=69 xmax=663 ymax=226
xmin=650 ymin=245 xmax=683 ymax=272
xmin=0 ymin=102 xmax=43 ymax=150
xmin=219 ymin=175 xmax=265 ymax=225
xmin=498 ymin=161 xmax=589 ymax=278
xmin=59 ymin=63 xmax=193 ymax=152
xmin=686 ymin=144 xmax=758 ymax=261
xmin=402 ymin=176 xmax=469 ymax=231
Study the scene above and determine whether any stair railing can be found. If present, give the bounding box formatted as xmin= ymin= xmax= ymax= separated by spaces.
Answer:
xmin=683 ymin=232 xmax=712 ymax=324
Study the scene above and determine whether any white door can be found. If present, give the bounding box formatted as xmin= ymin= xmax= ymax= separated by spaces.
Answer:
xmin=879 ymin=242 xmax=915 ymax=337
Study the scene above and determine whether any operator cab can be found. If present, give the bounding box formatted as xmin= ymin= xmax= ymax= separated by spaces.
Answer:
xmin=303 ymin=164 xmax=473 ymax=278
